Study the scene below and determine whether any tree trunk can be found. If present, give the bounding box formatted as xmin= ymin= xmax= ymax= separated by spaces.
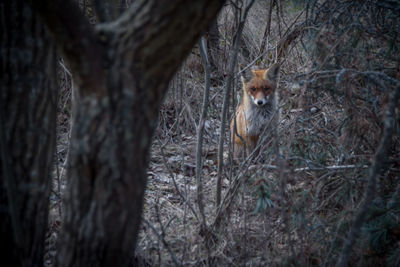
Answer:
xmin=0 ymin=1 xmax=58 ymax=266
xmin=33 ymin=0 xmax=225 ymax=266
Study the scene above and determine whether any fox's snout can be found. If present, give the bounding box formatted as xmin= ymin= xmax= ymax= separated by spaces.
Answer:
xmin=251 ymin=95 xmax=269 ymax=106
xmin=250 ymin=92 xmax=270 ymax=106
xmin=256 ymin=99 xmax=265 ymax=106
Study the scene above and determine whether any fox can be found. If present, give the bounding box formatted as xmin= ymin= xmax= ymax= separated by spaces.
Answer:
xmin=230 ymin=63 xmax=280 ymax=160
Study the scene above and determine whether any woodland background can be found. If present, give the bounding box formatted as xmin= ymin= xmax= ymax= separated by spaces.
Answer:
xmin=1 ymin=0 xmax=400 ymax=266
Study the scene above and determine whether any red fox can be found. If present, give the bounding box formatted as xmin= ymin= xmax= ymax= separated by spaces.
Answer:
xmin=230 ymin=63 xmax=280 ymax=160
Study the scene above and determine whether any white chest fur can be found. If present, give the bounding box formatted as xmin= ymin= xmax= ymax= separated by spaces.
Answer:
xmin=244 ymin=96 xmax=276 ymax=136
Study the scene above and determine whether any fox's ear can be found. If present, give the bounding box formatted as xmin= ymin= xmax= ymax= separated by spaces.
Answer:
xmin=264 ymin=63 xmax=280 ymax=83
xmin=239 ymin=64 xmax=253 ymax=84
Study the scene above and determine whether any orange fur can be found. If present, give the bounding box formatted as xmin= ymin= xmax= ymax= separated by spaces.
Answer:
xmin=230 ymin=64 xmax=280 ymax=160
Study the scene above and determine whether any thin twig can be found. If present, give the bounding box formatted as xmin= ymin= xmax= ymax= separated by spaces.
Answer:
xmin=196 ymin=36 xmax=211 ymax=227
xmin=249 ymin=164 xmax=370 ymax=172
xmin=158 ymin=140 xmax=199 ymax=222
xmin=277 ymin=157 xmax=296 ymax=260
xmin=216 ymin=0 xmax=256 ymax=209
xmin=142 ymin=217 xmax=182 ymax=267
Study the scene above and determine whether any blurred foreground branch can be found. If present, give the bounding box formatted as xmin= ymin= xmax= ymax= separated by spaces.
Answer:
xmin=337 ymin=84 xmax=400 ymax=267
xmin=196 ymin=36 xmax=211 ymax=229
xmin=216 ymin=0 xmax=255 ymax=209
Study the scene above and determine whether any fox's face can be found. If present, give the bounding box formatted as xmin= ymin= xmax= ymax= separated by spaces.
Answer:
xmin=245 ymin=75 xmax=275 ymax=106
xmin=241 ymin=64 xmax=280 ymax=107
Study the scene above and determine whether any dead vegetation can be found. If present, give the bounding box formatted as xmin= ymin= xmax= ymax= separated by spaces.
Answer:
xmin=50 ymin=0 xmax=400 ymax=266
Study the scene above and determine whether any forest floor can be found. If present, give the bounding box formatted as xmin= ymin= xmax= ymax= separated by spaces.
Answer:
xmin=135 ymin=80 xmax=359 ymax=266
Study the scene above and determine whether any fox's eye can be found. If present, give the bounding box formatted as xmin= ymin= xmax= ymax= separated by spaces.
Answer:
xmin=264 ymin=87 xmax=269 ymax=91
xmin=250 ymin=87 xmax=256 ymax=92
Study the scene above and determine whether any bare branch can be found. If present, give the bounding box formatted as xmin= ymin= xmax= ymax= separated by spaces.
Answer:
xmin=196 ymin=36 xmax=211 ymax=229
xmin=32 ymin=0 xmax=106 ymax=97
xmin=216 ymin=0 xmax=255 ymax=209
xmin=92 ymin=0 xmax=113 ymax=22
xmin=96 ymin=0 xmax=225 ymax=86
xmin=249 ymin=164 xmax=370 ymax=172
xmin=142 ymin=217 xmax=182 ymax=267
xmin=158 ymin=141 xmax=199 ymax=222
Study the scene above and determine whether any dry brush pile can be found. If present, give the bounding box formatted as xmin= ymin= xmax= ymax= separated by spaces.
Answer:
xmin=51 ymin=0 xmax=400 ymax=266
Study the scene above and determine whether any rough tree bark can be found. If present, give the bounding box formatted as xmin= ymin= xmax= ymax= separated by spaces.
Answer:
xmin=33 ymin=1 xmax=225 ymax=266
xmin=0 ymin=1 xmax=58 ymax=266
